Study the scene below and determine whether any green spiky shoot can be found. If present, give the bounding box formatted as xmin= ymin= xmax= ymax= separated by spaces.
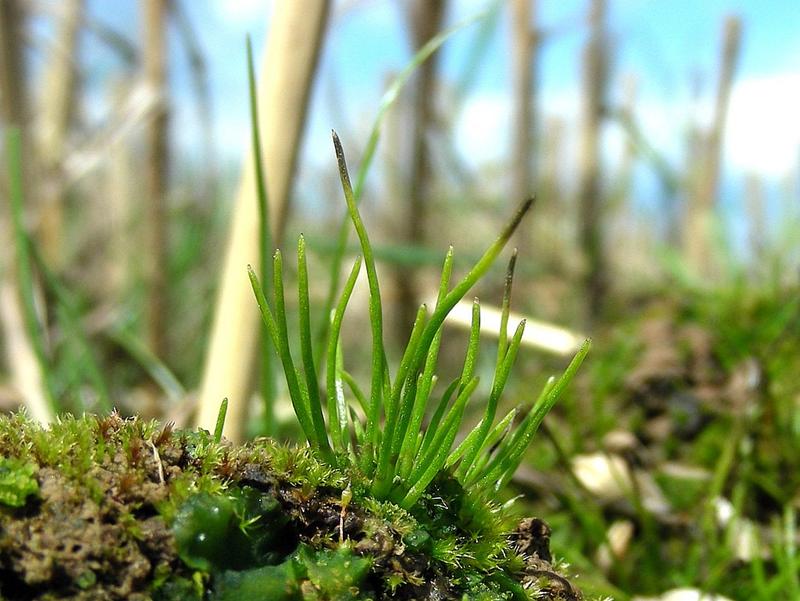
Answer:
xmin=213 ymin=398 xmax=229 ymax=444
xmin=248 ymin=132 xmax=590 ymax=509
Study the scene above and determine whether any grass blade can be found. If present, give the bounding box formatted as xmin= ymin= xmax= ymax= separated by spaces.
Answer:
xmin=333 ymin=340 xmax=349 ymax=451
xmin=396 ymin=248 xmax=454 ymax=477
xmin=246 ymin=36 xmax=276 ymax=436
xmin=107 ymin=325 xmax=186 ymax=402
xmin=495 ymin=250 xmax=517 ymax=372
xmin=27 ymin=239 xmax=112 ymax=412
xmin=454 ymin=407 xmax=518 ymax=478
xmin=459 ymin=299 xmax=483 ymax=392
xmin=6 ymin=129 xmax=57 ymax=419
xmin=340 ymin=369 xmax=369 ymax=416
xmin=409 ymin=199 xmax=533 ymax=386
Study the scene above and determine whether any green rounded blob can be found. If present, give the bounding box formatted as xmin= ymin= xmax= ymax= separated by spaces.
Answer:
xmin=0 ymin=457 xmax=39 ymax=508
xmin=76 ymin=570 xmax=97 ymax=590
xmin=172 ymin=486 xmax=290 ymax=574
xmin=173 ymin=492 xmax=252 ymax=571
xmin=403 ymin=528 xmax=432 ymax=552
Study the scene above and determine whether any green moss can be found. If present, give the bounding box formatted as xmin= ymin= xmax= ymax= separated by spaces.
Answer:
xmin=0 ymin=456 xmax=39 ymax=507
xmin=0 ymin=413 xmax=578 ymax=600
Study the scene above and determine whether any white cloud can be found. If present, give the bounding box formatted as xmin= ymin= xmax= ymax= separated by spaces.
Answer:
xmin=210 ymin=0 xmax=273 ymax=26
xmin=453 ymin=93 xmax=511 ymax=165
xmin=603 ymin=72 xmax=800 ymax=181
xmin=725 ymin=73 xmax=800 ymax=177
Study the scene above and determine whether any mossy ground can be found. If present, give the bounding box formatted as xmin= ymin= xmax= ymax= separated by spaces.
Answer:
xmin=512 ymin=286 xmax=800 ymax=600
xmin=0 ymin=414 xmax=581 ymax=600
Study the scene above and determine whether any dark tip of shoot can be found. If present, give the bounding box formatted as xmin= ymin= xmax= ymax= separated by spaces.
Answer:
xmin=332 ymin=129 xmax=356 ymax=197
xmin=500 ymin=197 xmax=535 ymax=242
xmin=332 ymin=131 xmax=344 ymax=163
xmin=505 ymin=252 xmax=518 ymax=285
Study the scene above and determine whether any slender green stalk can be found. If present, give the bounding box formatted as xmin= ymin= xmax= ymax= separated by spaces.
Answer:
xmin=326 ymin=256 xmax=362 ymax=451
xmin=452 ymin=318 xmax=526 ymax=478
xmin=418 ymin=199 xmax=534 ymax=396
xmin=418 ymin=378 xmax=460 ymax=461
xmin=297 ymin=236 xmax=324 ymax=441
xmin=332 ymin=131 xmax=386 ymax=472
xmin=246 ymin=36 xmax=276 ymax=436
xmin=400 ymin=377 xmax=481 ymax=508
xmin=396 ymin=249 xmax=453 ymax=478
xmin=108 ymin=325 xmax=185 ymax=403
xmin=340 ymin=369 xmax=369 ymax=416
xmin=781 ymin=505 xmax=799 ymax=597
xmin=333 ymin=339 xmax=349 ymax=452
xmin=495 ymin=250 xmax=517 ymax=372
xmin=470 ymin=380 xmax=552 ymax=490
xmin=373 ymin=304 xmax=428 ymax=496
xmin=387 ymin=304 xmax=429 ymax=420
xmin=459 ymin=299 xmax=483 ymax=390
xmin=475 ymin=339 xmax=591 ymax=491
xmin=248 ymin=265 xmax=334 ymax=463
xmin=247 ymin=132 xmax=588 ymax=510
xmin=272 ymin=251 xmax=333 ymax=460
xmin=455 ymin=407 xmax=518 ymax=480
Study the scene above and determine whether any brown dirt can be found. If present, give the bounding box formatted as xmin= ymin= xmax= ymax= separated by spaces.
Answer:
xmin=0 ymin=418 xmax=190 ymax=600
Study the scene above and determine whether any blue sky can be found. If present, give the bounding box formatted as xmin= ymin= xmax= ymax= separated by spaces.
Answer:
xmin=75 ymin=0 xmax=799 ymax=230
xmin=179 ymin=1 xmax=800 ymax=173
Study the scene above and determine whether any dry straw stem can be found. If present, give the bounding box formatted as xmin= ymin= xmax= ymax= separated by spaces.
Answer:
xmin=684 ymin=15 xmax=742 ymax=279
xmin=391 ymin=0 xmax=447 ymax=340
xmin=3 ymin=131 xmax=57 ymax=424
xmin=510 ymin=0 xmax=539 ymax=257
xmin=0 ymin=0 xmax=27 ymax=127
xmin=0 ymin=284 xmax=53 ymax=424
xmin=0 ymin=3 xmax=54 ymax=424
xmin=578 ymin=0 xmax=609 ymax=320
xmin=104 ymin=83 xmax=135 ymax=302
xmin=197 ymin=0 xmax=330 ymax=441
xmin=142 ymin=0 xmax=169 ymax=359
xmin=37 ymin=0 xmax=83 ymax=268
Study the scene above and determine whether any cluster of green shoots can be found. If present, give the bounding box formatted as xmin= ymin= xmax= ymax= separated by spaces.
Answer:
xmin=247 ymin=131 xmax=589 ymax=510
